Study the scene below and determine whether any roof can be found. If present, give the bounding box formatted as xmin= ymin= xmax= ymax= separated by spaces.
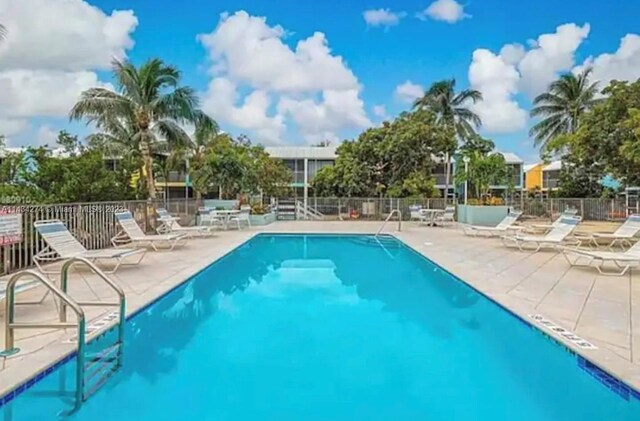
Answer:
xmin=523 ymin=163 xmax=540 ymax=172
xmin=542 ymin=160 xmax=562 ymax=171
xmin=264 ymin=146 xmax=338 ymax=160
xmin=497 ymin=151 xmax=523 ymax=164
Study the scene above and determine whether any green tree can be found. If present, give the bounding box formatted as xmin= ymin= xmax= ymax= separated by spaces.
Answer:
xmin=56 ymin=130 xmax=82 ymax=155
xmin=529 ymin=68 xmax=601 ymax=153
xmin=413 ymin=79 xmax=482 ymax=198
xmin=555 ymin=80 xmax=640 ymax=188
xmin=454 ymin=148 xmax=508 ymax=201
xmin=312 ymin=110 xmax=448 ymax=197
xmin=70 ymin=58 xmax=216 ymax=199
xmin=183 ymin=119 xmax=220 ymax=201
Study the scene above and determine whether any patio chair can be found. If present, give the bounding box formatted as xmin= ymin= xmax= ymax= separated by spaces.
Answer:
xmin=228 ymin=207 xmax=251 ymax=229
xmin=198 ymin=208 xmax=226 ymax=229
xmin=409 ymin=205 xmax=423 ymax=221
xmin=561 ymin=239 xmax=640 ymax=276
xmin=33 ymin=220 xmax=146 ymax=274
xmin=502 ymin=216 xmax=582 ymax=252
xmin=112 ymin=210 xmax=187 ymax=251
xmin=156 ymin=208 xmax=215 ymax=238
xmin=573 ymin=214 xmax=640 ymax=250
xmin=462 ymin=210 xmax=525 ymax=237
xmin=435 ymin=205 xmax=456 ymax=226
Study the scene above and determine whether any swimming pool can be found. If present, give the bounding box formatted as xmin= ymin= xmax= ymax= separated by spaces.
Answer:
xmin=2 ymin=234 xmax=639 ymax=420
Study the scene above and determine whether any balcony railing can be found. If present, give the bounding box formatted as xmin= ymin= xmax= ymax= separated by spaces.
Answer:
xmin=156 ymin=171 xmax=187 ymax=183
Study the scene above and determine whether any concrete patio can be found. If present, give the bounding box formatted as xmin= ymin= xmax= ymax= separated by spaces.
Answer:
xmin=1 ymin=220 xmax=639 ymax=398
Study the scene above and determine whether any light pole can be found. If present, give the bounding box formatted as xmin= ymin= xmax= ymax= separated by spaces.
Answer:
xmin=463 ymin=156 xmax=470 ymax=205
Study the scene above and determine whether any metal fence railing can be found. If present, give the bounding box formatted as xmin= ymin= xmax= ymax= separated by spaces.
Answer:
xmin=1 ymin=196 xmax=635 ymax=275
xmin=0 ymin=199 xmax=200 ymax=275
xmin=298 ymin=197 xmax=634 ymax=222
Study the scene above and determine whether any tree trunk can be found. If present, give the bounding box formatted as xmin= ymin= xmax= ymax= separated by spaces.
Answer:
xmin=139 ymin=137 xmax=156 ymax=199
xmin=444 ymin=152 xmax=451 ymax=203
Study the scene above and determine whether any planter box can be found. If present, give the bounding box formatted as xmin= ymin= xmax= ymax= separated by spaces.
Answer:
xmin=457 ymin=205 xmax=512 ymax=226
xmin=249 ymin=212 xmax=276 ymax=226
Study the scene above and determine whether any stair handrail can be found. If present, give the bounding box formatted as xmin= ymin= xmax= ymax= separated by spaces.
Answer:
xmin=376 ymin=209 xmax=402 ymax=236
xmin=4 ymin=270 xmax=87 ymax=408
xmin=60 ymin=257 xmax=126 ymax=368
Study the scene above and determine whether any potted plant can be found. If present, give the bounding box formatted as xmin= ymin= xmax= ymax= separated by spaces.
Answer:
xmin=248 ymin=202 xmax=276 ymax=226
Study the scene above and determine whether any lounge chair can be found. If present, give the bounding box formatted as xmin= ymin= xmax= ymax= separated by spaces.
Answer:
xmin=156 ymin=208 xmax=215 ymax=237
xmin=527 ymin=209 xmax=579 ymax=234
xmin=112 ymin=211 xmax=187 ymax=251
xmin=502 ymin=216 xmax=582 ymax=252
xmin=33 ymin=220 xmax=145 ymax=274
xmin=561 ymin=240 xmax=640 ymax=276
xmin=573 ymin=214 xmax=640 ymax=250
xmin=462 ymin=210 xmax=525 ymax=237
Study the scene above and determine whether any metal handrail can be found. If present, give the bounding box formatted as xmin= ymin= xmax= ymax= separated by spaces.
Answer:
xmin=60 ymin=257 xmax=126 ymax=370
xmin=376 ymin=209 xmax=402 ymax=236
xmin=4 ymin=270 xmax=87 ymax=408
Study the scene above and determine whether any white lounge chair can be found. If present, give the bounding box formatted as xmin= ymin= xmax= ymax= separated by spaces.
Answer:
xmin=156 ymin=208 xmax=215 ymax=237
xmin=561 ymin=240 xmax=640 ymax=276
xmin=502 ymin=216 xmax=582 ymax=252
xmin=574 ymin=214 xmax=640 ymax=250
xmin=527 ymin=209 xmax=579 ymax=234
xmin=462 ymin=210 xmax=525 ymax=237
xmin=34 ymin=220 xmax=145 ymax=274
xmin=113 ymin=211 xmax=187 ymax=251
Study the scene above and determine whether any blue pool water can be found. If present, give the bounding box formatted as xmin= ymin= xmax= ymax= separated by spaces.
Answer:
xmin=2 ymin=234 xmax=639 ymax=420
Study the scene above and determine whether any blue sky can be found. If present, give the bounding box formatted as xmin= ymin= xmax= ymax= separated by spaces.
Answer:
xmin=2 ymin=0 xmax=640 ymax=163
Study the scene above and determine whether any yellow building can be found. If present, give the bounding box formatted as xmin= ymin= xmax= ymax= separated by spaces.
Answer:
xmin=524 ymin=163 xmax=543 ymax=191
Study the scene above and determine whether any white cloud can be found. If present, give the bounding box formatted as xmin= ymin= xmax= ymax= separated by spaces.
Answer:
xmin=394 ymin=81 xmax=424 ymax=103
xmin=0 ymin=118 xmax=28 ymax=137
xmin=198 ymin=11 xmax=359 ymax=94
xmin=363 ymin=9 xmax=406 ymax=28
xmin=372 ymin=105 xmax=389 ymax=119
xmin=198 ymin=11 xmax=371 ymax=144
xmin=466 ymin=23 xmax=593 ymax=134
xmin=36 ymin=125 xmax=59 ymax=146
xmin=278 ymin=89 xmax=371 ymax=142
xmin=499 ymin=44 xmax=526 ymax=65
xmin=0 ymin=0 xmax=137 ymax=143
xmin=468 ymin=49 xmax=527 ymax=133
xmin=517 ymin=23 xmax=590 ymax=96
xmin=0 ymin=70 xmax=110 ymax=118
xmin=417 ymin=0 xmax=469 ymax=23
xmin=576 ymin=34 xmax=640 ymax=87
xmin=0 ymin=0 xmax=137 ymax=71
xmin=202 ymin=77 xmax=285 ymax=144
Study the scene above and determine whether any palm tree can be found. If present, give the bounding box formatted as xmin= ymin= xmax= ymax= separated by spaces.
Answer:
xmin=70 ymin=58 xmax=216 ymax=198
xmin=529 ymin=68 xmax=600 ymax=151
xmin=413 ymin=79 xmax=483 ymax=199
xmin=0 ymin=24 xmax=6 ymax=41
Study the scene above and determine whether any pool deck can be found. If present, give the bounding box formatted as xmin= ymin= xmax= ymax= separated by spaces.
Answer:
xmin=1 ymin=220 xmax=640 ymax=398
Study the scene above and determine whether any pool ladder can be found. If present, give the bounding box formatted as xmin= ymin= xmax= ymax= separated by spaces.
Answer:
xmin=3 ymin=257 xmax=126 ymax=412
xmin=375 ymin=209 xmax=402 ymax=237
